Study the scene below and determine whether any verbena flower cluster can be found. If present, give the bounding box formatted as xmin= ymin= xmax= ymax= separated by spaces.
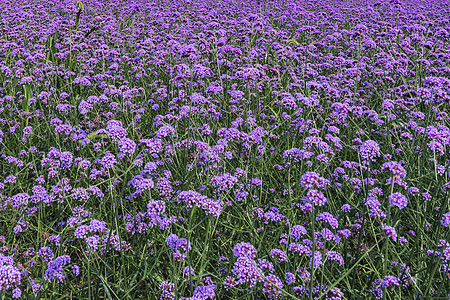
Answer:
xmin=0 ymin=0 xmax=449 ymax=298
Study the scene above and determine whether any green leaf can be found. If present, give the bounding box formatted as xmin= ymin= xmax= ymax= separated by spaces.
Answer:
xmin=75 ymin=8 xmax=82 ymax=31
xmin=287 ymin=39 xmax=299 ymax=46
xmin=22 ymin=85 xmax=31 ymax=112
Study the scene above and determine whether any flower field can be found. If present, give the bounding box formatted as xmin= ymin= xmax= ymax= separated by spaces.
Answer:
xmin=0 ymin=0 xmax=449 ymax=298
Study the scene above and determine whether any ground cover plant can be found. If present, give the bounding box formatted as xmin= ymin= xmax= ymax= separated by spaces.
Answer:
xmin=0 ymin=0 xmax=449 ymax=298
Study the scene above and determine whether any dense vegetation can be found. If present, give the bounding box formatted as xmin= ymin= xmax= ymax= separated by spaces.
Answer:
xmin=0 ymin=0 xmax=449 ymax=298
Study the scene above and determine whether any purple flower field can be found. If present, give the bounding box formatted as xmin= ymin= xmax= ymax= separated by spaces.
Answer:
xmin=0 ymin=0 xmax=449 ymax=298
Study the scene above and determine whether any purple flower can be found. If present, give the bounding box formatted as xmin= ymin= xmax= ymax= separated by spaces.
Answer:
xmin=306 ymin=189 xmax=328 ymax=206
xmin=189 ymin=283 xmax=216 ymax=300
xmin=166 ymin=234 xmax=190 ymax=253
xmin=205 ymin=84 xmax=223 ymax=95
xmin=407 ymin=187 xmax=419 ymax=195
xmin=9 ymin=193 xmax=30 ymax=208
xmin=4 ymin=175 xmax=16 ymax=184
xmin=233 ymin=242 xmax=257 ymax=258
xmin=99 ymin=151 xmax=117 ymax=169
xmin=44 ymin=255 xmax=71 ymax=282
xmin=316 ymin=212 xmax=339 ymax=229
xmin=262 ymin=274 xmax=284 ymax=297
xmin=182 ymin=266 xmax=194 ymax=277
xmin=88 ymin=220 xmax=107 ymax=233
xmin=12 ymin=287 xmax=21 ymax=298
xmin=177 ymin=190 xmax=223 ymax=217
xmin=72 ymin=265 xmax=80 ymax=276
xmin=0 ymin=263 xmax=21 ymax=291
xmin=290 ymin=225 xmax=307 ymax=241
xmin=257 ymin=145 xmax=265 ymax=154
xmin=37 ymin=246 xmax=54 ymax=263
xmin=382 ymin=275 xmax=400 ymax=288
xmin=288 ymin=243 xmax=312 ymax=256
xmin=157 ymin=177 xmax=172 ymax=197
xmin=74 ymin=225 xmax=89 ymax=239
xmin=73 ymin=76 xmax=91 ymax=86
xmin=422 ymin=192 xmax=432 ymax=201
xmin=210 ymin=173 xmax=238 ymax=191
xmin=22 ymin=126 xmax=33 ymax=142
xmin=140 ymin=138 xmax=163 ymax=153
xmin=427 ymin=140 xmax=445 ymax=155
xmin=156 ymin=124 xmax=175 ymax=138
xmin=326 ymin=250 xmax=344 ymax=266
xmin=231 ymin=256 xmax=263 ymax=288
xmin=251 ymin=178 xmax=262 ymax=186
xmin=106 ymin=120 xmax=127 ymax=141
xmin=234 ymin=168 xmax=246 ymax=178
xmin=118 ymin=138 xmax=136 ymax=156
xmin=310 ymin=251 xmax=323 ymax=268
xmin=382 ymin=226 xmax=397 ymax=242
xmin=258 ymin=259 xmax=274 ymax=273
xmin=300 ymin=172 xmax=329 ymax=190
xmin=320 ymin=228 xmax=335 ymax=241
xmin=441 ymin=212 xmax=450 ymax=227
xmin=371 ymin=287 xmax=383 ymax=300
xmin=381 ymin=161 xmax=407 ymax=178
xmin=160 ymin=281 xmax=175 ymax=300
xmin=78 ymin=100 xmax=93 ymax=115
xmin=280 ymin=93 xmax=297 ymax=110
xmin=285 ymin=272 xmax=296 ymax=285
xmin=389 ymin=192 xmax=408 ymax=209
xmin=359 ymin=140 xmax=380 ymax=161
xmin=60 ymin=151 xmax=74 ymax=169
xmin=270 ymin=248 xmax=287 ymax=262
xmin=166 ymin=234 xmax=179 ymax=250
xmin=48 ymin=235 xmax=61 ymax=245
xmin=341 ymin=204 xmax=351 ymax=212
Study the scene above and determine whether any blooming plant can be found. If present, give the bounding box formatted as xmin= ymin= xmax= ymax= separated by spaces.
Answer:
xmin=0 ymin=0 xmax=449 ymax=298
